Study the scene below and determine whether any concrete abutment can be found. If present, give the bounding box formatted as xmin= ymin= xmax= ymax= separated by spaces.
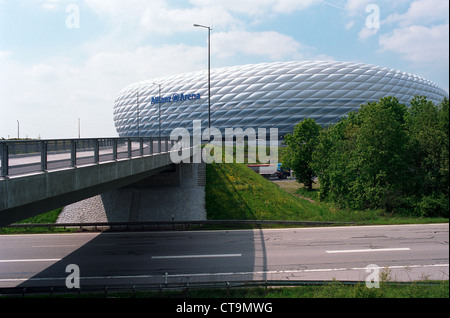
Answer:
xmin=57 ymin=163 xmax=206 ymax=223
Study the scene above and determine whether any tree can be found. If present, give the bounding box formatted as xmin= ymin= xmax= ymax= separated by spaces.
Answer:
xmin=312 ymin=111 xmax=361 ymax=207
xmin=405 ymin=96 xmax=449 ymax=217
xmin=282 ymin=118 xmax=321 ymax=190
xmin=311 ymin=96 xmax=449 ymax=217
xmin=313 ymin=97 xmax=410 ymax=211
xmin=352 ymin=97 xmax=409 ymax=211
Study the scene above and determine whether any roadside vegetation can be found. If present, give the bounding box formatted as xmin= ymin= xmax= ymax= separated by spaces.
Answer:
xmin=0 ymin=208 xmax=75 ymax=234
xmin=146 ymin=280 xmax=449 ymax=298
xmin=206 ymin=162 xmax=328 ymax=221
xmin=206 ymin=162 xmax=447 ymax=225
xmin=11 ymin=280 xmax=448 ymax=298
xmin=141 ymin=280 xmax=449 ymax=298
xmin=283 ymin=96 xmax=449 ymax=220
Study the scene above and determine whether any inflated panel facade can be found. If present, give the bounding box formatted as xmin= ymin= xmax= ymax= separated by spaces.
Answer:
xmin=113 ymin=61 xmax=448 ymax=138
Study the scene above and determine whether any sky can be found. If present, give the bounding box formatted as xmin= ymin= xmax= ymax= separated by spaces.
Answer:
xmin=0 ymin=0 xmax=448 ymax=139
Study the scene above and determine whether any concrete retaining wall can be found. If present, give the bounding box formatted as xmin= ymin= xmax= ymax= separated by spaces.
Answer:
xmin=57 ymin=163 xmax=206 ymax=223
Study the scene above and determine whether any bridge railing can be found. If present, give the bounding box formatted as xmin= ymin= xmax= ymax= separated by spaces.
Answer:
xmin=0 ymin=137 xmax=181 ymax=178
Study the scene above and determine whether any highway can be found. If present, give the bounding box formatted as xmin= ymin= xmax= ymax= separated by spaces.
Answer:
xmin=0 ymin=224 xmax=448 ymax=289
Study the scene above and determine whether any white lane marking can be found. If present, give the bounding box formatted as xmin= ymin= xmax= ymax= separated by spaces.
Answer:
xmin=151 ymin=254 xmax=242 ymax=259
xmin=0 ymin=259 xmax=61 ymax=263
xmin=0 ymin=264 xmax=447 ymax=283
xmin=32 ymin=245 xmax=77 ymax=248
xmin=326 ymin=248 xmax=410 ymax=254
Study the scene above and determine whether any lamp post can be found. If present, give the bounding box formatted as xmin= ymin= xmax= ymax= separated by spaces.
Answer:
xmin=193 ymin=24 xmax=212 ymax=134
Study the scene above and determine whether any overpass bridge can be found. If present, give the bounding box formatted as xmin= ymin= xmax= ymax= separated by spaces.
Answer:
xmin=0 ymin=137 xmax=201 ymax=227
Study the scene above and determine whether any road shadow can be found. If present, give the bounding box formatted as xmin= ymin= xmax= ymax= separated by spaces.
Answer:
xmin=15 ymin=228 xmax=266 ymax=293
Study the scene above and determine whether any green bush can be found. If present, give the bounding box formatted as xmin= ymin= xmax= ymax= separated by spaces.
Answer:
xmin=416 ymin=194 xmax=449 ymax=218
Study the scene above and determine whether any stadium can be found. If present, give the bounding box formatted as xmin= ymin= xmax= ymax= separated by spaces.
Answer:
xmin=113 ymin=61 xmax=448 ymax=138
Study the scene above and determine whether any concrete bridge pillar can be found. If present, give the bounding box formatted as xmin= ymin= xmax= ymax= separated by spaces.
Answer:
xmin=57 ymin=163 xmax=206 ymax=223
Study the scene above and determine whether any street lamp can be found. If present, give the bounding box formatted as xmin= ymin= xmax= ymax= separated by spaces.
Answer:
xmin=193 ymin=24 xmax=212 ymax=134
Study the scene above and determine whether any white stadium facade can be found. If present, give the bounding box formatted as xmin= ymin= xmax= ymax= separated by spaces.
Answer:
xmin=113 ymin=61 xmax=448 ymax=138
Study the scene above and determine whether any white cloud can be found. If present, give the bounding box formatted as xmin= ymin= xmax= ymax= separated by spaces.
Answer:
xmin=378 ymin=23 xmax=449 ymax=63
xmin=84 ymin=0 xmax=154 ymax=29
xmin=85 ymin=44 xmax=206 ymax=81
xmin=0 ymin=51 xmax=13 ymax=59
xmin=384 ymin=0 xmax=449 ymax=27
xmin=345 ymin=21 xmax=355 ymax=30
xmin=212 ymin=31 xmax=307 ymax=60
xmin=190 ymin=0 xmax=322 ymax=16
xmin=272 ymin=0 xmax=322 ymax=13
xmin=139 ymin=3 xmax=240 ymax=34
xmin=85 ymin=0 xmax=322 ymax=34
xmin=351 ymin=0 xmax=449 ymax=70
xmin=0 ymin=44 xmax=207 ymax=139
xmin=33 ymin=0 xmax=70 ymax=10
xmin=84 ymin=0 xmax=243 ymax=36
xmin=358 ymin=26 xmax=379 ymax=41
xmin=190 ymin=0 xmax=271 ymax=17
xmin=345 ymin=0 xmax=372 ymax=17
xmin=376 ymin=0 xmax=449 ymax=65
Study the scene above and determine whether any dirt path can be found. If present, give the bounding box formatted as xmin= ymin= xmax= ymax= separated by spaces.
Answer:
xmin=272 ymin=180 xmax=317 ymax=203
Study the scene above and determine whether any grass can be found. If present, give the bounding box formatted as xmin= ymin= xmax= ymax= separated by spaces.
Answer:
xmin=0 ymin=208 xmax=75 ymax=234
xmin=16 ymin=208 xmax=62 ymax=224
xmin=206 ymin=162 xmax=449 ymax=225
xmin=16 ymin=280 xmax=448 ymax=298
xmin=162 ymin=281 xmax=450 ymax=298
xmin=206 ymin=162 xmax=330 ymax=221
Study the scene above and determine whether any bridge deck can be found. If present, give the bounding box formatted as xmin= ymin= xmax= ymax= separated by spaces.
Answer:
xmin=0 ymin=138 xmax=194 ymax=226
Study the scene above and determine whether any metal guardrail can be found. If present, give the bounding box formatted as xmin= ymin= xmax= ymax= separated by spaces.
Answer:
xmin=0 ymin=279 xmax=440 ymax=297
xmin=0 ymin=137 xmax=184 ymax=178
xmin=3 ymin=220 xmax=355 ymax=231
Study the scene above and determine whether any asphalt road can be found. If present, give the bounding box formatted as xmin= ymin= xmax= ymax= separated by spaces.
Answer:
xmin=0 ymin=224 xmax=448 ymax=289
